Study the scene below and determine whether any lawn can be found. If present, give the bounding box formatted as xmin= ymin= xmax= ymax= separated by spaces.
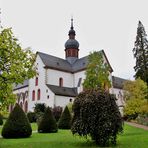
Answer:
xmin=0 ymin=123 xmax=148 ymax=148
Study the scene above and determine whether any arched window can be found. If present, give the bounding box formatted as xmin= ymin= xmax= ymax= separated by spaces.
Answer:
xmin=35 ymin=77 xmax=38 ymax=86
xmin=59 ymin=77 xmax=63 ymax=87
xmin=32 ymin=90 xmax=35 ymax=101
xmin=24 ymin=101 xmax=28 ymax=113
xmin=68 ymin=50 xmax=71 ymax=56
xmin=72 ymin=49 xmax=76 ymax=57
xmin=37 ymin=89 xmax=41 ymax=100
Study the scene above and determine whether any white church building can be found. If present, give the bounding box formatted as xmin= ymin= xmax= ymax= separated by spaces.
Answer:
xmin=12 ymin=19 xmax=126 ymax=114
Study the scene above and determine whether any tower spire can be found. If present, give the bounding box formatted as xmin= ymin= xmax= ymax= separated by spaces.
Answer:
xmin=65 ymin=18 xmax=79 ymax=64
xmin=71 ymin=17 xmax=74 ymax=30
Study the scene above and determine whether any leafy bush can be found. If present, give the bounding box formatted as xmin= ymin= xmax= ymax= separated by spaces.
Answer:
xmin=137 ymin=114 xmax=148 ymax=126
xmin=38 ymin=107 xmax=58 ymax=133
xmin=34 ymin=103 xmax=47 ymax=125
xmin=36 ymin=112 xmax=44 ymax=126
xmin=1 ymin=103 xmax=32 ymax=138
xmin=52 ymin=106 xmax=63 ymax=122
xmin=0 ymin=114 xmax=3 ymax=125
xmin=27 ymin=112 xmax=36 ymax=123
xmin=34 ymin=103 xmax=46 ymax=113
xmin=58 ymin=106 xmax=71 ymax=129
xmin=71 ymin=89 xmax=123 ymax=146
xmin=123 ymin=99 xmax=146 ymax=120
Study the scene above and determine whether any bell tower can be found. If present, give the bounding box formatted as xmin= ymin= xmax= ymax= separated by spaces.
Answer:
xmin=65 ymin=18 xmax=79 ymax=64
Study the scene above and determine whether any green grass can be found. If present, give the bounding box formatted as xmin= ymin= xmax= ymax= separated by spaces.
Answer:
xmin=0 ymin=123 xmax=148 ymax=148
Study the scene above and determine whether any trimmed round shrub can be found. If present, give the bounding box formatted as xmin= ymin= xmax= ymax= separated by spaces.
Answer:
xmin=38 ymin=107 xmax=58 ymax=133
xmin=27 ymin=112 xmax=36 ymax=123
xmin=71 ymin=89 xmax=123 ymax=146
xmin=0 ymin=114 xmax=3 ymax=125
xmin=58 ymin=106 xmax=71 ymax=129
xmin=1 ymin=103 xmax=32 ymax=138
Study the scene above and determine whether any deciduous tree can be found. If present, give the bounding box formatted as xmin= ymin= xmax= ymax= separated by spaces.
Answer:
xmin=83 ymin=51 xmax=111 ymax=90
xmin=123 ymin=78 xmax=147 ymax=119
xmin=0 ymin=28 xmax=36 ymax=110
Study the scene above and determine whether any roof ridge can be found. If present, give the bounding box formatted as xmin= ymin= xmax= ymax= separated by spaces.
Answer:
xmin=37 ymin=51 xmax=66 ymax=61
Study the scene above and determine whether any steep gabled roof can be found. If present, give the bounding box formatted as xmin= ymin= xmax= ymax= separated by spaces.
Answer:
xmin=72 ymin=56 xmax=89 ymax=72
xmin=37 ymin=50 xmax=113 ymax=73
xmin=46 ymin=84 xmax=78 ymax=97
xmin=112 ymin=76 xmax=127 ymax=89
xmin=37 ymin=52 xmax=72 ymax=72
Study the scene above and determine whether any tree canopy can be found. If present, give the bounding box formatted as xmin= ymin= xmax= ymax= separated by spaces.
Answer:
xmin=83 ymin=51 xmax=111 ymax=90
xmin=133 ymin=21 xmax=148 ymax=85
xmin=123 ymin=78 xmax=148 ymax=119
xmin=71 ymin=89 xmax=123 ymax=146
xmin=0 ymin=28 xmax=36 ymax=110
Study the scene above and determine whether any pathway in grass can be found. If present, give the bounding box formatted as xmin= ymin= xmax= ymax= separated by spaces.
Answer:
xmin=125 ymin=121 xmax=148 ymax=130
xmin=0 ymin=124 xmax=148 ymax=148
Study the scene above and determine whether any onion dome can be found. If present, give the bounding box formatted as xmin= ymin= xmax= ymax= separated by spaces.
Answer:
xmin=65 ymin=39 xmax=79 ymax=49
xmin=65 ymin=18 xmax=79 ymax=49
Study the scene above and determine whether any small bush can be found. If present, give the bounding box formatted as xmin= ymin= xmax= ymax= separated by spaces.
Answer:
xmin=27 ymin=112 xmax=36 ymax=123
xmin=71 ymin=89 xmax=123 ymax=146
xmin=36 ymin=112 xmax=44 ymax=126
xmin=38 ymin=107 xmax=58 ymax=133
xmin=34 ymin=103 xmax=46 ymax=113
xmin=137 ymin=114 xmax=148 ymax=126
xmin=58 ymin=106 xmax=71 ymax=129
xmin=52 ymin=106 xmax=63 ymax=122
xmin=0 ymin=114 xmax=3 ymax=125
xmin=1 ymin=103 xmax=32 ymax=138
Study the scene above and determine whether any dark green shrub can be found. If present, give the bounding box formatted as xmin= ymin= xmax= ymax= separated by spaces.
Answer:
xmin=27 ymin=112 xmax=36 ymax=123
xmin=34 ymin=103 xmax=46 ymax=113
xmin=58 ymin=106 xmax=71 ymax=129
xmin=1 ymin=103 xmax=32 ymax=138
xmin=71 ymin=89 xmax=123 ymax=146
xmin=34 ymin=103 xmax=47 ymax=125
xmin=36 ymin=112 xmax=44 ymax=126
xmin=38 ymin=107 xmax=58 ymax=133
xmin=52 ymin=106 xmax=63 ymax=122
xmin=0 ymin=114 xmax=3 ymax=125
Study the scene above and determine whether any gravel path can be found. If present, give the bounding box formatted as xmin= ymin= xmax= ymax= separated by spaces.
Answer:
xmin=125 ymin=121 xmax=148 ymax=130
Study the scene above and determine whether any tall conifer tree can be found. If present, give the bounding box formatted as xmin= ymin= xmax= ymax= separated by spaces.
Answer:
xmin=133 ymin=21 xmax=148 ymax=85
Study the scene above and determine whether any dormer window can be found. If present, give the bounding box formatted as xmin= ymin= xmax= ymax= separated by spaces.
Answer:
xmin=59 ymin=77 xmax=63 ymax=87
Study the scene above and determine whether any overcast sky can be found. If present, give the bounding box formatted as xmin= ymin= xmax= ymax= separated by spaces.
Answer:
xmin=1 ymin=0 xmax=148 ymax=80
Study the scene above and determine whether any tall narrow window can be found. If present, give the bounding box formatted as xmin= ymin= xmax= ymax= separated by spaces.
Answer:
xmin=37 ymin=89 xmax=41 ymax=100
xmin=77 ymin=78 xmax=82 ymax=87
xmin=59 ymin=77 xmax=63 ymax=87
xmin=35 ymin=77 xmax=38 ymax=86
xmin=32 ymin=90 xmax=35 ymax=101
